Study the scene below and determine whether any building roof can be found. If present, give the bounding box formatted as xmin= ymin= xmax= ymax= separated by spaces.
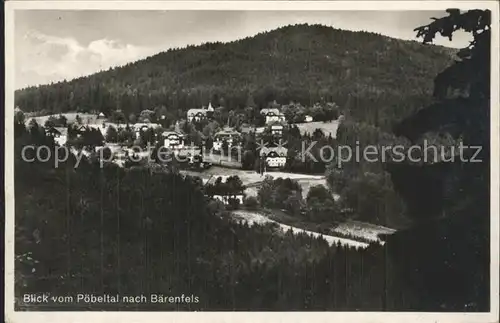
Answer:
xmin=54 ymin=127 xmax=68 ymax=137
xmin=77 ymin=124 xmax=89 ymax=131
xmin=187 ymin=108 xmax=207 ymax=115
xmin=240 ymin=126 xmax=254 ymax=134
xmin=260 ymin=108 xmax=281 ymax=116
xmin=100 ymin=122 xmax=127 ymax=130
xmin=215 ymin=128 xmax=240 ymax=137
xmin=255 ymin=127 xmax=265 ymax=134
xmin=133 ymin=122 xmax=160 ymax=130
xmin=45 ymin=127 xmax=61 ymax=135
xmin=162 ymin=131 xmax=184 ymax=138
xmin=260 ymin=146 xmax=288 ymax=156
xmin=176 ymin=147 xmax=202 ymax=156
xmin=240 ymin=126 xmax=266 ymax=134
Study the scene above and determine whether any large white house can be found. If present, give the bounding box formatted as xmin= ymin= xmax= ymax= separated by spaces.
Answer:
xmin=176 ymin=147 xmax=203 ymax=165
xmin=162 ymin=131 xmax=185 ymax=150
xmin=212 ymin=128 xmax=241 ymax=151
xmin=187 ymin=102 xmax=214 ymax=122
xmin=260 ymin=108 xmax=285 ymax=124
xmin=270 ymin=124 xmax=284 ymax=137
xmin=132 ymin=122 xmax=161 ymax=139
xmin=260 ymin=146 xmax=288 ymax=169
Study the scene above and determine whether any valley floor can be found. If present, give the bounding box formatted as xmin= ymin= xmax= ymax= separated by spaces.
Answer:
xmin=181 ymin=165 xmax=395 ymax=245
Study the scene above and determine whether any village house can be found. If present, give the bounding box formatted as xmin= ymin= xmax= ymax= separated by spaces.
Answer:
xmin=132 ymin=122 xmax=161 ymax=139
xmin=187 ymin=102 xmax=214 ymax=122
xmin=162 ymin=131 xmax=185 ymax=150
xmin=212 ymin=128 xmax=241 ymax=151
xmin=87 ymin=123 xmax=105 ymax=135
xmin=176 ymin=146 xmax=204 ymax=166
xmin=304 ymin=115 xmax=314 ymax=123
xmin=240 ymin=125 xmax=265 ymax=136
xmin=260 ymin=146 xmax=288 ymax=169
xmin=270 ymin=124 xmax=284 ymax=137
xmin=187 ymin=108 xmax=206 ymax=122
xmin=75 ymin=124 xmax=89 ymax=137
xmin=77 ymin=124 xmax=88 ymax=131
xmin=45 ymin=126 xmax=68 ymax=146
xmin=260 ymin=108 xmax=286 ymax=124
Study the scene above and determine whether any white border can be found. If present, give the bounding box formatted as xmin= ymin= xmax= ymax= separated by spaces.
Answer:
xmin=4 ymin=2 xmax=500 ymax=323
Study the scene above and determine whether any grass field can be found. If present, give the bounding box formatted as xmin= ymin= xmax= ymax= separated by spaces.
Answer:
xmin=25 ymin=112 xmax=100 ymax=126
xmin=181 ymin=166 xmax=329 ymax=199
xmin=333 ymin=220 xmax=396 ymax=242
xmin=232 ymin=210 xmax=369 ymax=249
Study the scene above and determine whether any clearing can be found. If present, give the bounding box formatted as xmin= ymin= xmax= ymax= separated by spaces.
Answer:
xmin=232 ymin=210 xmax=369 ymax=249
xmin=332 ymin=220 xmax=396 ymax=243
xmin=295 ymin=120 xmax=340 ymax=138
xmin=25 ymin=112 xmax=99 ymax=126
xmin=180 ymin=166 xmax=330 ymax=199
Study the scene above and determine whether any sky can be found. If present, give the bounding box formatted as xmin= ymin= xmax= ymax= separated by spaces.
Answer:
xmin=14 ymin=10 xmax=472 ymax=89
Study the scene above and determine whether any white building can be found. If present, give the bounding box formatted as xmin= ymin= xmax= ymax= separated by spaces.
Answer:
xmin=260 ymin=146 xmax=287 ymax=169
xmin=260 ymin=108 xmax=285 ymax=124
xmin=46 ymin=127 xmax=68 ymax=146
xmin=174 ymin=146 xmax=203 ymax=165
xmin=132 ymin=122 xmax=161 ymax=139
xmin=304 ymin=115 xmax=314 ymax=122
xmin=187 ymin=102 xmax=214 ymax=122
xmin=270 ymin=124 xmax=284 ymax=137
xmin=212 ymin=128 xmax=241 ymax=151
xmin=162 ymin=131 xmax=185 ymax=150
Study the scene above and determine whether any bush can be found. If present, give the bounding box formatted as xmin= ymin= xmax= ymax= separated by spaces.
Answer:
xmin=243 ymin=196 xmax=259 ymax=209
xmin=227 ymin=197 xmax=241 ymax=210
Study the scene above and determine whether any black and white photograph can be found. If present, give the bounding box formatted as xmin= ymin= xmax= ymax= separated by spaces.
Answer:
xmin=3 ymin=1 xmax=499 ymax=321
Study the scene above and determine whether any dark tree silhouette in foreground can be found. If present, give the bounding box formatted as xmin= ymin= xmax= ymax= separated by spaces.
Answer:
xmin=386 ymin=9 xmax=491 ymax=311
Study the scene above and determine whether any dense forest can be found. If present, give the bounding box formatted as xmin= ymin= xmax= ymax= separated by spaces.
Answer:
xmin=15 ymin=23 xmax=455 ymax=130
xmin=12 ymin=126 xmax=397 ymax=310
xmin=13 ymin=120 xmax=481 ymax=311
xmin=14 ymin=10 xmax=491 ymax=312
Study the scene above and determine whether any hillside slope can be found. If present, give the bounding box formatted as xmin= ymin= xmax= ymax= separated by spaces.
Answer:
xmin=15 ymin=23 xmax=455 ymax=128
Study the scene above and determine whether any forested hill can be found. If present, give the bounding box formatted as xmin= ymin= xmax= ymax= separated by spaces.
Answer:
xmin=15 ymin=23 xmax=456 ymax=128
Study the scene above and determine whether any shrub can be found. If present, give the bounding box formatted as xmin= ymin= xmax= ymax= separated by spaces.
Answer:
xmin=243 ymin=196 xmax=259 ymax=209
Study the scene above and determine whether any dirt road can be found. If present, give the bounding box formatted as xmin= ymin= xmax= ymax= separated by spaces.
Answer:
xmin=232 ymin=210 xmax=369 ymax=249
